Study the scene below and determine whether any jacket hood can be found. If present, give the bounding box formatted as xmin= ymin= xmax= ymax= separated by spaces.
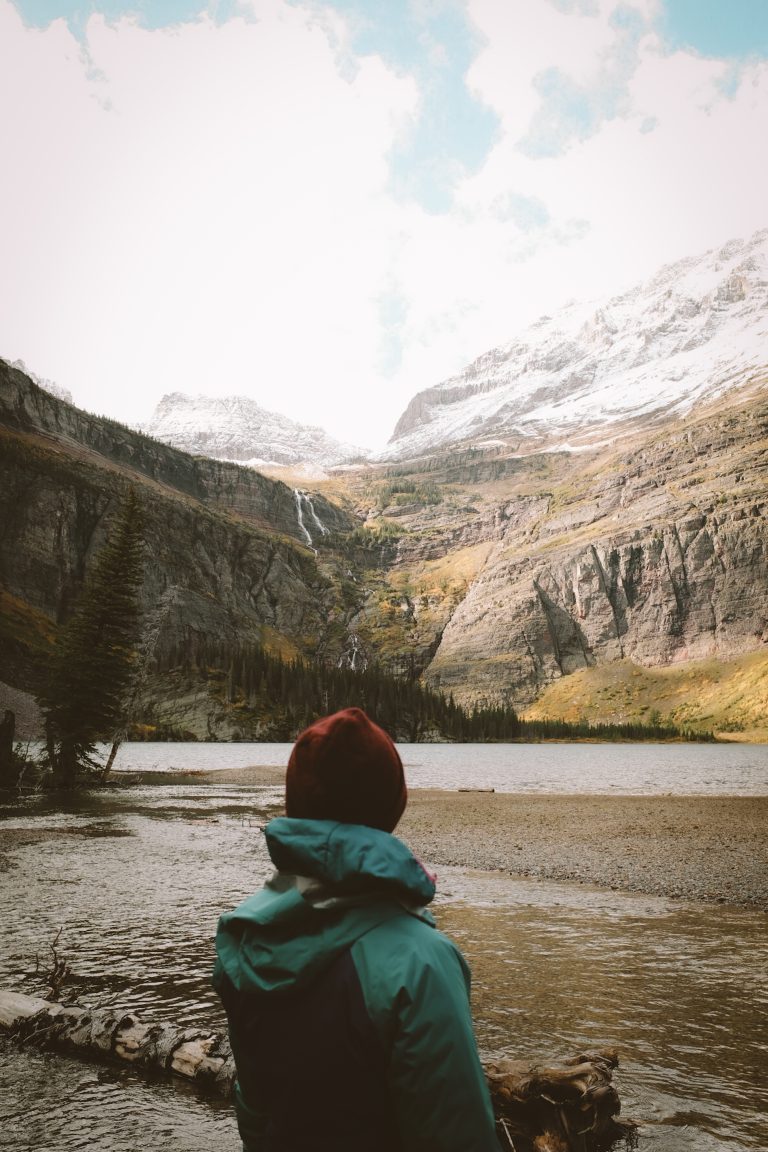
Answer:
xmin=214 ymin=818 xmax=436 ymax=996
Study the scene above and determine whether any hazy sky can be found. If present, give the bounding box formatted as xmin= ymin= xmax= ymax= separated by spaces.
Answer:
xmin=2 ymin=0 xmax=767 ymax=449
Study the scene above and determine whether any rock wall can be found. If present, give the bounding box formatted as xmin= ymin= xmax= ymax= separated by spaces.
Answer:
xmin=425 ymin=394 xmax=768 ymax=707
xmin=0 ymin=361 xmax=349 ymax=545
xmin=0 ymin=364 xmax=352 ymax=686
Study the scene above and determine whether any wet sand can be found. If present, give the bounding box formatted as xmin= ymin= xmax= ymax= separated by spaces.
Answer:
xmin=192 ymin=766 xmax=768 ymax=910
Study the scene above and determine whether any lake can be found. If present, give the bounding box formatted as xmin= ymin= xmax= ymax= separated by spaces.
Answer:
xmin=108 ymin=739 xmax=768 ymax=794
xmin=1 ymin=743 xmax=767 ymax=1151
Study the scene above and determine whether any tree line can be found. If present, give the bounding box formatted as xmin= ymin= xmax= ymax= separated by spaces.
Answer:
xmin=153 ymin=641 xmax=713 ymax=745
xmin=155 ymin=641 xmax=514 ymax=743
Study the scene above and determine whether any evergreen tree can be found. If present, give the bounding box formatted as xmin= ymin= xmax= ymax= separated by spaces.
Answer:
xmin=38 ymin=488 xmax=145 ymax=787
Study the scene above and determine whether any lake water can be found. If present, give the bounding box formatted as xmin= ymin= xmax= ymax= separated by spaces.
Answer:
xmin=109 ymin=740 xmax=768 ymax=795
xmin=1 ymin=744 xmax=767 ymax=1151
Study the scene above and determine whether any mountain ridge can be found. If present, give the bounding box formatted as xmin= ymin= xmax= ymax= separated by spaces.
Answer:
xmin=383 ymin=228 xmax=768 ymax=459
xmin=142 ymin=391 xmax=367 ymax=470
xmin=2 ymin=228 xmax=767 ymax=739
xmin=133 ymin=229 xmax=768 ymax=468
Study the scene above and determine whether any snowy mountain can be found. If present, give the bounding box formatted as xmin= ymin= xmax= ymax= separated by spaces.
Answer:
xmin=384 ymin=229 xmax=768 ymax=460
xmin=8 ymin=359 xmax=73 ymax=404
xmin=143 ymin=392 xmax=367 ymax=469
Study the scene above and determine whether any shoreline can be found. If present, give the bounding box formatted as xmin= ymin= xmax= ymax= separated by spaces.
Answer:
xmin=4 ymin=766 xmax=767 ymax=911
xmin=128 ymin=767 xmax=768 ymax=911
xmin=399 ymin=790 xmax=768 ymax=912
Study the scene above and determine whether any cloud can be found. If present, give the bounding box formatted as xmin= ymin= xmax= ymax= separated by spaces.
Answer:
xmin=449 ymin=0 xmax=768 ymax=306
xmin=322 ymin=0 xmax=499 ymax=214
xmin=1 ymin=0 xmax=766 ymax=450
xmin=0 ymin=0 xmax=418 ymax=443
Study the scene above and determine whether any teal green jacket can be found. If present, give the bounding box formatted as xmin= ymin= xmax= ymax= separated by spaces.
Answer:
xmin=213 ymin=817 xmax=499 ymax=1151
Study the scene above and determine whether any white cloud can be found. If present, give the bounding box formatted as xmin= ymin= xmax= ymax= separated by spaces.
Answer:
xmin=444 ymin=1 xmax=768 ymax=327
xmin=0 ymin=0 xmax=766 ymax=450
xmin=0 ymin=0 xmax=417 ymax=444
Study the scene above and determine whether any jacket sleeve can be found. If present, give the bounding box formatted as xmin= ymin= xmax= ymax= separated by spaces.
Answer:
xmin=352 ymin=918 xmax=501 ymax=1152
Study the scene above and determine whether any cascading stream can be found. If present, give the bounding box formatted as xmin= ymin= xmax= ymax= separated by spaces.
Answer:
xmin=303 ymin=494 xmax=329 ymax=537
xmin=293 ymin=489 xmax=314 ymax=548
xmin=293 ymin=489 xmax=329 ymax=551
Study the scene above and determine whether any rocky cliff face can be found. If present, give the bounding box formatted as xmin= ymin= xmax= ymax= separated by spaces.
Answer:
xmin=0 ymin=361 xmax=350 ymax=546
xmin=421 ymin=384 xmax=768 ymax=707
xmin=0 ymin=362 xmax=357 ymax=694
xmin=6 ymin=359 xmax=72 ymax=403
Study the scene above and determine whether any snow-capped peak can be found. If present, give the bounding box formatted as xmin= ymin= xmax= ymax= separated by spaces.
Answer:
xmin=383 ymin=228 xmax=768 ymax=460
xmin=142 ymin=391 xmax=368 ymax=468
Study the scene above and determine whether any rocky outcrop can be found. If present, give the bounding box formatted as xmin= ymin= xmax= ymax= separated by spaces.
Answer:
xmin=7 ymin=359 xmax=72 ymax=403
xmin=424 ymin=391 xmax=768 ymax=707
xmin=0 ymin=363 xmax=357 ymax=689
xmin=393 ymin=492 xmax=552 ymax=565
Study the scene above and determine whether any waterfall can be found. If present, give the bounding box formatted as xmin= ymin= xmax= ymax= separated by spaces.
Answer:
xmin=303 ymin=493 xmax=329 ymax=537
xmin=293 ymin=489 xmax=330 ymax=549
xmin=337 ymin=632 xmax=367 ymax=672
xmin=293 ymin=489 xmax=314 ymax=548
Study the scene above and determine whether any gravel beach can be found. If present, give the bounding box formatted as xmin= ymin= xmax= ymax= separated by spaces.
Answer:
xmin=194 ymin=766 xmax=768 ymax=911
xmin=399 ymin=791 xmax=768 ymax=911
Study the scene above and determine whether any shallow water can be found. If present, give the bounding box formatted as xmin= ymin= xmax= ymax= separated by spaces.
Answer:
xmin=437 ymin=871 xmax=768 ymax=1151
xmin=0 ymin=1047 xmax=240 ymax=1152
xmin=105 ymin=740 xmax=768 ymax=794
xmin=1 ymin=774 xmax=767 ymax=1151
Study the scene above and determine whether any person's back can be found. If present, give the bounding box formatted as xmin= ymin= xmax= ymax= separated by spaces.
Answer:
xmin=213 ymin=708 xmax=500 ymax=1151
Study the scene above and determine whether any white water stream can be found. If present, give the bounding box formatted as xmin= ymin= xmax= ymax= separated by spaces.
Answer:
xmin=292 ymin=489 xmax=329 ymax=550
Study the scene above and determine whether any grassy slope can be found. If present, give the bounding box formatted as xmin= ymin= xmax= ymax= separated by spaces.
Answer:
xmin=523 ymin=651 xmax=768 ymax=741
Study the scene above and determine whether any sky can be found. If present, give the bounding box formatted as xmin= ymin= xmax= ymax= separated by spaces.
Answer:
xmin=1 ymin=0 xmax=767 ymax=450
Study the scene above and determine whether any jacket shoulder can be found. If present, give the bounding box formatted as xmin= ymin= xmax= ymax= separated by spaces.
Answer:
xmin=351 ymin=912 xmax=470 ymax=1032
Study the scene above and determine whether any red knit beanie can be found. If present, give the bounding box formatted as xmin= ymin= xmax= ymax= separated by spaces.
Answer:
xmin=285 ymin=708 xmax=407 ymax=832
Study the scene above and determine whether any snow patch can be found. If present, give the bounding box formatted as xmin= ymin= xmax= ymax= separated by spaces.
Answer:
xmin=144 ymin=392 xmax=369 ymax=469
xmin=382 ymin=228 xmax=768 ymax=460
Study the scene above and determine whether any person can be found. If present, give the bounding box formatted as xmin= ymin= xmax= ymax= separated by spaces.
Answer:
xmin=213 ymin=706 xmax=500 ymax=1152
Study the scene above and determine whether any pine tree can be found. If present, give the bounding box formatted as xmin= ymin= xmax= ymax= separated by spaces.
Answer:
xmin=38 ymin=488 xmax=145 ymax=787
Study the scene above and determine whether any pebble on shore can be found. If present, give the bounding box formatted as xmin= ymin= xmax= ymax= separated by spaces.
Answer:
xmin=398 ymin=792 xmax=768 ymax=912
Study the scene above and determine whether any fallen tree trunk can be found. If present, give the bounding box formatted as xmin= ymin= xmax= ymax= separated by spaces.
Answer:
xmin=0 ymin=990 xmax=234 ymax=1095
xmin=0 ymin=990 xmax=637 ymax=1151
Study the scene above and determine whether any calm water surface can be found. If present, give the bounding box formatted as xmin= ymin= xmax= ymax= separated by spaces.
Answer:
xmin=108 ymin=740 xmax=768 ymax=794
xmin=1 ymin=745 xmax=766 ymax=1151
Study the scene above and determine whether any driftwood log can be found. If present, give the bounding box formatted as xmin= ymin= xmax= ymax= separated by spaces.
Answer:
xmin=0 ymin=990 xmax=636 ymax=1151
xmin=0 ymin=991 xmax=234 ymax=1095
xmin=488 ymin=1053 xmax=637 ymax=1151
